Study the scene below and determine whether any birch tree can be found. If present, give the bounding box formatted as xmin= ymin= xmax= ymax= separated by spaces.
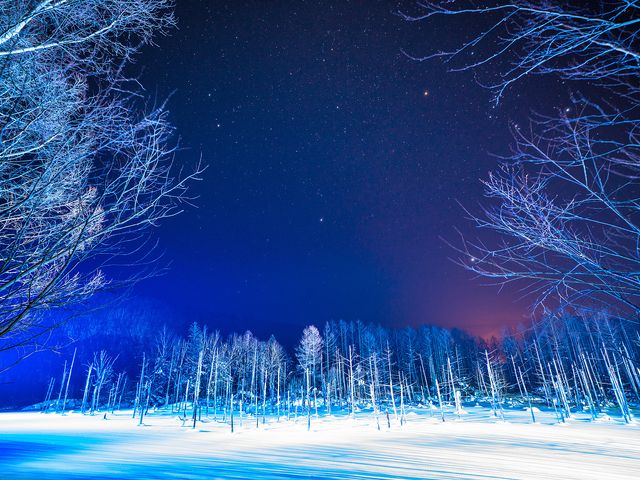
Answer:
xmin=296 ymin=325 xmax=323 ymax=430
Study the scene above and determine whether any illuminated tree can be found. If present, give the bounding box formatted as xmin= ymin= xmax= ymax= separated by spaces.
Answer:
xmin=296 ymin=325 xmax=323 ymax=429
xmin=0 ymin=1 xmax=201 ymax=351
xmin=402 ymin=1 xmax=640 ymax=315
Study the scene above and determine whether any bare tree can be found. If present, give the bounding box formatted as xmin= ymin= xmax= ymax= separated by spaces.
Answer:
xmin=90 ymin=350 xmax=116 ymax=413
xmin=296 ymin=325 xmax=323 ymax=430
xmin=402 ymin=1 xmax=640 ymax=315
xmin=0 ymin=0 xmax=202 ymax=353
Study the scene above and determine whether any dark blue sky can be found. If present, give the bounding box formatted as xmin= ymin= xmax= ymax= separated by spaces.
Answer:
xmin=134 ymin=0 xmax=543 ymax=343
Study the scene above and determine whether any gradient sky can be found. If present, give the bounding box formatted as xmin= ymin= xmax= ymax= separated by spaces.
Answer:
xmin=132 ymin=0 xmax=559 ymax=344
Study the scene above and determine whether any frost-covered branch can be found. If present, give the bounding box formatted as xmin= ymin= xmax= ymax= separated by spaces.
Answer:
xmin=406 ymin=0 xmax=640 ymax=316
xmin=400 ymin=0 xmax=640 ymax=101
xmin=0 ymin=0 xmax=202 ymax=352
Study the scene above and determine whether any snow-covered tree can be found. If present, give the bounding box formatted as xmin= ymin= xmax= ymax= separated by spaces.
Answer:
xmin=404 ymin=0 xmax=640 ymax=316
xmin=296 ymin=325 xmax=323 ymax=429
xmin=0 ymin=0 xmax=201 ymax=354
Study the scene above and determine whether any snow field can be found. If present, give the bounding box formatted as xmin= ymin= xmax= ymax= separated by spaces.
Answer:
xmin=1 ymin=405 xmax=639 ymax=479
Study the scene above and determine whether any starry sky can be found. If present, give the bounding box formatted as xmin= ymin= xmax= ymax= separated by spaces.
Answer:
xmin=134 ymin=0 xmax=545 ymax=343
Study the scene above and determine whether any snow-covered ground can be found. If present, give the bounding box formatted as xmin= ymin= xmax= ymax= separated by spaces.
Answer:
xmin=1 ymin=406 xmax=638 ymax=479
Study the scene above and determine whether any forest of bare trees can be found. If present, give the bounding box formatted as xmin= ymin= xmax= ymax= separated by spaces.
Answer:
xmin=39 ymin=311 xmax=640 ymax=429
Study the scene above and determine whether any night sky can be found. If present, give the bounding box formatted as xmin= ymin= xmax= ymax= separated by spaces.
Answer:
xmin=133 ymin=0 xmax=550 ymax=343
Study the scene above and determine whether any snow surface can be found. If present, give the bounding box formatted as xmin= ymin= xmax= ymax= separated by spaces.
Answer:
xmin=1 ymin=406 xmax=639 ymax=479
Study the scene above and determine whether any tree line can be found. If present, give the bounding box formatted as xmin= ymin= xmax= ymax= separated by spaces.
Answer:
xmin=42 ymin=312 xmax=639 ymax=428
